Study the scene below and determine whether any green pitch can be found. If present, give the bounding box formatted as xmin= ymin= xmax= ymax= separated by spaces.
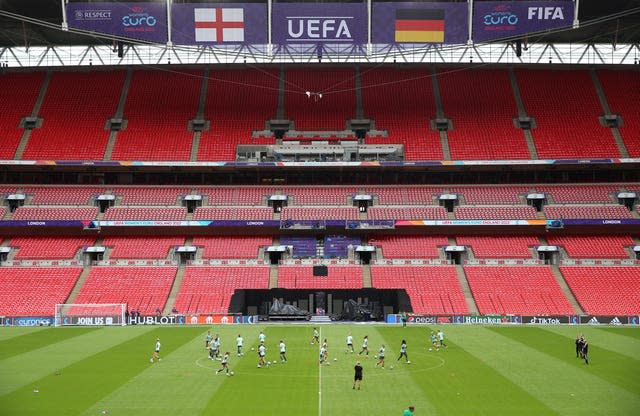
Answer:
xmin=1 ymin=324 xmax=639 ymax=415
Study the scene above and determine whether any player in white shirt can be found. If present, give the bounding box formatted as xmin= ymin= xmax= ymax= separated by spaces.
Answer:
xmin=258 ymin=331 xmax=266 ymax=344
xmin=346 ymin=333 xmax=354 ymax=353
xmin=311 ymin=328 xmax=320 ymax=345
xmin=358 ymin=335 xmax=369 ymax=357
xmin=211 ymin=336 xmax=221 ymax=360
xmin=216 ymin=352 xmax=232 ymax=376
xmin=257 ymin=342 xmax=267 ymax=367
xmin=279 ymin=340 xmax=287 ymax=362
xmin=236 ymin=334 xmax=244 ymax=356
xmin=150 ymin=338 xmax=161 ymax=363
xmin=319 ymin=346 xmax=327 ymax=364
xmin=437 ymin=329 xmax=447 ymax=348
xmin=375 ymin=345 xmax=386 ymax=368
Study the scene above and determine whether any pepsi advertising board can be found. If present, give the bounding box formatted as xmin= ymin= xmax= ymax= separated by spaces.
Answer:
xmin=474 ymin=1 xmax=574 ymax=42
xmin=272 ymin=3 xmax=367 ymax=46
xmin=66 ymin=2 xmax=168 ymax=43
xmin=372 ymin=2 xmax=468 ymax=45
xmin=172 ymin=3 xmax=267 ymax=45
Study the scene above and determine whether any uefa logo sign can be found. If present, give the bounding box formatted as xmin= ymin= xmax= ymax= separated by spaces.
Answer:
xmin=74 ymin=10 xmax=84 ymax=20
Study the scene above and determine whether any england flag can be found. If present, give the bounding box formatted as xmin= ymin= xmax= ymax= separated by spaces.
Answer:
xmin=194 ymin=8 xmax=244 ymax=43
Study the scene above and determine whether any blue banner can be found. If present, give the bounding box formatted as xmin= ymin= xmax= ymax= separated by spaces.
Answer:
xmin=474 ymin=1 xmax=574 ymax=42
xmin=66 ymin=2 xmax=168 ymax=43
xmin=5 ymin=317 xmax=54 ymax=326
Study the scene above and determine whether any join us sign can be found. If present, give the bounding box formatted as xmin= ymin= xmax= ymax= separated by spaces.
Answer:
xmin=271 ymin=3 xmax=367 ymax=46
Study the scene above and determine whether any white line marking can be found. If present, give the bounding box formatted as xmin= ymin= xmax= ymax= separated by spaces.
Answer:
xmin=318 ymin=327 xmax=322 ymax=416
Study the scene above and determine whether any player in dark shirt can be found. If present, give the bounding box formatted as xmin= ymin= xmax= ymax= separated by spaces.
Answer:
xmin=353 ymin=361 xmax=363 ymax=390
xmin=575 ymin=334 xmax=584 ymax=358
xmin=582 ymin=341 xmax=589 ymax=365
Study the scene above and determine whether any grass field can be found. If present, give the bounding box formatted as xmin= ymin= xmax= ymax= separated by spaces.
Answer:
xmin=0 ymin=324 xmax=639 ymax=415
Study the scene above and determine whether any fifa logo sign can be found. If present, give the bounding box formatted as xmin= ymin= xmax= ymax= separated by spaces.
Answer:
xmin=527 ymin=7 xmax=565 ymax=20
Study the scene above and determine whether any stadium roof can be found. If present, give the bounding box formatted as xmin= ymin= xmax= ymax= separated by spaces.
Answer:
xmin=1 ymin=0 xmax=639 ymax=48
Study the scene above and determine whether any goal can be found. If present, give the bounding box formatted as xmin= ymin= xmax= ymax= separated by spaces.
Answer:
xmin=54 ymin=303 xmax=127 ymax=326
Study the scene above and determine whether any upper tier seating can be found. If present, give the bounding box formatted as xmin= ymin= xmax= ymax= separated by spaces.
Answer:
xmin=0 ymin=267 xmax=82 ymax=316
xmin=11 ymin=237 xmax=94 ymax=259
xmin=454 ymin=206 xmax=538 ymax=219
xmin=12 ymin=207 xmax=98 ymax=221
xmin=192 ymin=236 xmax=271 ymax=259
xmin=284 ymin=68 xmax=355 ymax=130
xmin=112 ymin=187 xmax=191 ymax=205
xmin=465 ymin=266 xmax=574 ymax=315
xmin=546 ymin=235 xmax=633 ymax=258
xmin=0 ymin=73 xmax=44 ymax=159
xmin=368 ymin=207 xmax=448 ymax=220
xmin=536 ymin=184 xmax=619 ymax=203
xmin=371 ymin=266 xmax=468 ymax=314
xmin=560 ymin=267 xmax=640 ymax=315
xmin=198 ymin=186 xmax=274 ymax=206
xmin=104 ymin=207 xmax=187 ymax=221
xmin=516 ymin=69 xmax=619 ymax=159
xmin=363 ymin=186 xmax=445 ymax=205
xmin=371 ymin=235 xmax=448 ymax=258
xmin=112 ymin=71 xmax=200 ymax=161
xmin=73 ymin=266 xmax=177 ymax=314
xmin=24 ymin=186 xmax=104 ymax=205
xmin=450 ymin=186 xmax=530 ymax=204
xmin=543 ymin=205 xmax=632 ymax=219
xmin=193 ymin=207 xmax=273 ymax=220
xmin=173 ymin=266 xmax=269 ymax=314
xmin=361 ymin=68 xmax=443 ymax=160
xmin=103 ymin=236 xmax=186 ymax=259
xmin=456 ymin=235 xmax=539 ymax=258
xmin=439 ymin=69 xmax=530 ymax=160
xmin=278 ymin=266 xmax=363 ymax=289
xmin=281 ymin=207 xmax=359 ymax=220
xmin=282 ymin=186 xmax=358 ymax=205
xmin=598 ymin=70 xmax=640 ymax=157
xmin=198 ymin=69 xmax=278 ymax=161
xmin=23 ymin=71 xmax=124 ymax=160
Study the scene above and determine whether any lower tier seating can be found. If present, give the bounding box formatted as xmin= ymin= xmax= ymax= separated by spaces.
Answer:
xmin=173 ymin=267 xmax=269 ymax=314
xmin=278 ymin=266 xmax=363 ymax=289
xmin=371 ymin=266 xmax=468 ymax=314
xmin=73 ymin=267 xmax=177 ymax=315
xmin=103 ymin=236 xmax=186 ymax=259
xmin=560 ymin=267 xmax=640 ymax=315
xmin=465 ymin=266 xmax=574 ymax=315
xmin=192 ymin=236 xmax=272 ymax=259
xmin=546 ymin=235 xmax=633 ymax=259
xmin=0 ymin=267 xmax=82 ymax=316
xmin=455 ymin=235 xmax=539 ymax=258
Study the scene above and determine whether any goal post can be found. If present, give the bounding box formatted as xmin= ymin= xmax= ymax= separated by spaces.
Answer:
xmin=54 ymin=303 xmax=126 ymax=326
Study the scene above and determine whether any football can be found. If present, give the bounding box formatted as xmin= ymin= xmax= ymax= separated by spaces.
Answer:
xmin=230 ymin=371 xmax=235 ymax=376
xmin=333 ymin=358 xmax=337 ymax=361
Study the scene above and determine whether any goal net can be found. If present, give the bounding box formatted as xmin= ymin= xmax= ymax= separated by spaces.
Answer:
xmin=54 ymin=303 xmax=126 ymax=326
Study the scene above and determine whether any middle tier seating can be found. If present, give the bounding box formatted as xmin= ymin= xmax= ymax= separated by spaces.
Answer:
xmin=278 ymin=266 xmax=363 ymax=289
xmin=73 ymin=266 xmax=177 ymax=315
xmin=368 ymin=207 xmax=448 ymax=220
xmin=455 ymin=235 xmax=539 ymax=258
xmin=103 ymin=236 xmax=186 ymax=259
xmin=198 ymin=186 xmax=275 ymax=206
xmin=371 ymin=266 xmax=468 ymax=314
xmin=0 ymin=267 xmax=82 ymax=316
xmin=536 ymin=184 xmax=619 ymax=203
xmin=112 ymin=187 xmax=191 ymax=205
xmin=192 ymin=236 xmax=272 ymax=259
xmin=450 ymin=186 xmax=530 ymax=204
xmin=464 ymin=266 xmax=575 ymax=315
xmin=363 ymin=186 xmax=445 ymax=205
xmin=281 ymin=207 xmax=359 ymax=220
xmin=546 ymin=235 xmax=633 ymax=259
xmin=11 ymin=237 xmax=94 ymax=259
xmin=282 ymin=186 xmax=358 ymax=205
xmin=193 ymin=207 xmax=273 ymax=220
xmin=543 ymin=205 xmax=632 ymax=219
xmin=371 ymin=235 xmax=448 ymax=258
xmin=104 ymin=207 xmax=187 ymax=221
xmin=173 ymin=266 xmax=270 ymax=314
xmin=23 ymin=186 xmax=105 ymax=205
xmin=454 ymin=206 xmax=538 ymax=220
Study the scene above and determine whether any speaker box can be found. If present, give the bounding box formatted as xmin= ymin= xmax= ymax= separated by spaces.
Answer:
xmin=313 ymin=265 xmax=328 ymax=276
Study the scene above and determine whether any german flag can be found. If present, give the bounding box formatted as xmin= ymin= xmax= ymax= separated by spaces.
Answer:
xmin=395 ymin=9 xmax=445 ymax=43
